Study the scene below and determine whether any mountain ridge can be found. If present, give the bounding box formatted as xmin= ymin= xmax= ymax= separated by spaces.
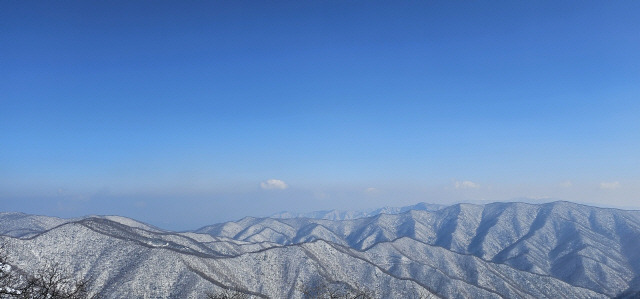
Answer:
xmin=2 ymin=201 xmax=639 ymax=298
xmin=269 ymin=202 xmax=446 ymax=221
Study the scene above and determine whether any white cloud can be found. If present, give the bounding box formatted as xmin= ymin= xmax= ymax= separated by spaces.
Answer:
xmin=260 ymin=179 xmax=288 ymax=190
xmin=455 ymin=180 xmax=480 ymax=189
xmin=600 ymin=181 xmax=621 ymax=190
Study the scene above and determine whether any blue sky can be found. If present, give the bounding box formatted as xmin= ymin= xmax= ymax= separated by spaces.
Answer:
xmin=1 ymin=1 xmax=639 ymax=229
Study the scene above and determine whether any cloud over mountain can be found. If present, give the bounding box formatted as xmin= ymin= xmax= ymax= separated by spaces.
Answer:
xmin=260 ymin=179 xmax=288 ymax=190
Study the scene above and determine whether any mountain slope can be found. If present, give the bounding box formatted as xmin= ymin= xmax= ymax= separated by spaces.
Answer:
xmin=0 ymin=212 xmax=71 ymax=238
xmin=196 ymin=201 xmax=640 ymax=297
xmin=2 ymin=201 xmax=639 ymax=298
xmin=271 ymin=202 xmax=445 ymax=220
xmin=1 ymin=220 xmax=433 ymax=298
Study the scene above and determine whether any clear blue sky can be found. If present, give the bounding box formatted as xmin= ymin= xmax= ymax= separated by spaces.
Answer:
xmin=2 ymin=1 xmax=639 ymax=229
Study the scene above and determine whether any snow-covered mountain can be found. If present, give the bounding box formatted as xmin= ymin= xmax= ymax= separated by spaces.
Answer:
xmin=270 ymin=202 xmax=445 ymax=220
xmin=1 ymin=201 xmax=639 ymax=298
xmin=0 ymin=212 xmax=163 ymax=238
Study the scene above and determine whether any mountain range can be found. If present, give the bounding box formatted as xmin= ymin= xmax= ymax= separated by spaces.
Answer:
xmin=1 ymin=201 xmax=639 ymax=298
xmin=269 ymin=202 xmax=445 ymax=220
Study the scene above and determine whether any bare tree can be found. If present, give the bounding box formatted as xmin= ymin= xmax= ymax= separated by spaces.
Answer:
xmin=17 ymin=262 xmax=90 ymax=299
xmin=1 ymin=244 xmax=92 ymax=299
xmin=1 ymin=245 xmax=22 ymax=298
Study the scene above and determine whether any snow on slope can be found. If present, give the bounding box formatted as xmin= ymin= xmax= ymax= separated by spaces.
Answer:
xmin=1 ymin=221 xmax=432 ymax=298
xmin=271 ymin=202 xmax=445 ymax=220
xmin=197 ymin=201 xmax=640 ymax=297
xmin=0 ymin=212 xmax=71 ymax=238
xmin=1 ymin=201 xmax=639 ymax=298
xmin=0 ymin=212 xmax=162 ymax=238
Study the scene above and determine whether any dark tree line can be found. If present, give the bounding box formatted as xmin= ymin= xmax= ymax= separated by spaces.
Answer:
xmin=299 ymin=281 xmax=375 ymax=299
xmin=206 ymin=280 xmax=435 ymax=299
xmin=206 ymin=288 xmax=250 ymax=299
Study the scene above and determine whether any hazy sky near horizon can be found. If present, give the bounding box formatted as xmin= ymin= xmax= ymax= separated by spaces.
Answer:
xmin=2 ymin=1 xmax=639 ymax=229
